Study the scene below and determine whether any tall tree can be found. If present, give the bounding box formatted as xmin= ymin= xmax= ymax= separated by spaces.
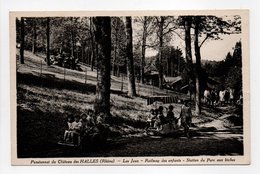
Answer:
xmin=191 ymin=15 xmax=241 ymax=115
xmin=46 ymin=17 xmax=51 ymax=66
xmin=140 ymin=17 xmax=148 ymax=83
xmin=92 ymin=17 xmax=112 ymax=116
xmin=20 ymin=17 xmax=25 ymax=64
xmin=32 ymin=18 xmax=37 ymax=54
xmin=183 ymin=16 xmax=194 ymax=97
xmin=112 ymin=19 xmax=119 ymax=76
xmin=111 ymin=17 xmax=127 ymax=76
xmin=137 ymin=16 xmax=153 ymax=83
xmin=125 ymin=16 xmax=137 ymax=97
xmin=150 ymin=16 xmax=175 ymax=89
xmin=89 ymin=17 xmax=96 ymax=71
xmin=194 ymin=16 xmax=202 ymax=115
xmin=158 ymin=16 xmax=165 ymax=89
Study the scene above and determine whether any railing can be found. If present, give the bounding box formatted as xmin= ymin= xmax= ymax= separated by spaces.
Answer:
xmin=146 ymin=96 xmax=181 ymax=105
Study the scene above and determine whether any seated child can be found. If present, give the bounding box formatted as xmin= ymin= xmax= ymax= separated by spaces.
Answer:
xmin=154 ymin=107 xmax=166 ymax=130
xmin=86 ymin=109 xmax=95 ymax=127
xmin=80 ymin=113 xmax=88 ymax=133
xmin=63 ymin=115 xmax=74 ymax=142
xmin=147 ymin=109 xmax=156 ymax=129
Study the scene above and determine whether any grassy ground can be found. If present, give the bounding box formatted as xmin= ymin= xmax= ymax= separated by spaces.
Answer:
xmin=16 ymin=50 xmax=243 ymax=157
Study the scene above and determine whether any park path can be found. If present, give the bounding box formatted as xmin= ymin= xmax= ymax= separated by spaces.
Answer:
xmin=21 ymin=125 xmax=243 ymax=158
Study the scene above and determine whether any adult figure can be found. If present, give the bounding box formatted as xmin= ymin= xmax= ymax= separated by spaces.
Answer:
xmin=229 ymin=88 xmax=235 ymax=105
xmin=224 ymin=89 xmax=230 ymax=104
xmin=210 ymin=89 xmax=217 ymax=107
xmin=219 ymin=90 xmax=225 ymax=106
xmin=204 ymin=89 xmax=211 ymax=106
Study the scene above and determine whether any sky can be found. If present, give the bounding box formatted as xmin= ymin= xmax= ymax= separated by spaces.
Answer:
xmin=145 ymin=33 xmax=241 ymax=61
xmin=132 ymin=15 xmax=242 ymax=62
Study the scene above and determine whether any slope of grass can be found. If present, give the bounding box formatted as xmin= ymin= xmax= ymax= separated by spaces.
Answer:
xmin=16 ymin=50 xmax=243 ymax=157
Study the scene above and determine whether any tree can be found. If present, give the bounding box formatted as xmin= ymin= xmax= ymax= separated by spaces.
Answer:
xmin=194 ymin=16 xmax=202 ymax=115
xmin=140 ymin=17 xmax=148 ymax=83
xmin=20 ymin=17 xmax=25 ymax=64
xmin=191 ymin=15 xmax=241 ymax=115
xmin=92 ymin=17 xmax=112 ymax=117
xmin=150 ymin=16 xmax=176 ymax=89
xmin=111 ymin=17 xmax=127 ymax=76
xmin=32 ymin=18 xmax=37 ymax=54
xmin=134 ymin=16 xmax=154 ymax=83
xmin=125 ymin=16 xmax=137 ymax=97
xmin=158 ymin=16 xmax=165 ymax=89
xmin=89 ymin=17 xmax=97 ymax=71
xmin=183 ymin=16 xmax=195 ymax=98
xmin=46 ymin=17 xmax=51 ymax=66
xmin=159 ymin=46 xmax=185 ymax=77
xmin=225 ymin=41 xmax=242 ymax=98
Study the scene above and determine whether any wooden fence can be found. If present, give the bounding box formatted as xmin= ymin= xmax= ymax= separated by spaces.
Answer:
xmin=146 ymin=96 xmax=181 ymax=105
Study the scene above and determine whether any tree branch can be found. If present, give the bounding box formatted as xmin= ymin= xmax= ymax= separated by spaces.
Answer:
xmin=199 ymin=34 xmax=209 ymax=48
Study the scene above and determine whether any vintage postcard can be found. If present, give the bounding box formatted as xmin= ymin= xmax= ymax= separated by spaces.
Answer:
xmin=10 ymin=10 xmax=250 ymax=165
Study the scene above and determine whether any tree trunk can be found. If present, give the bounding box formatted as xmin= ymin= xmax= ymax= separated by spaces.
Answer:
xmin=32 ymin=19 xmax=37 ymax=54
xmin=171 ymin=58 xmax=174 ymax=76
xmin=141 ymin=17 xmax=147 ymax=84
xmin=93 ymin=17 xmax=111 ymax=117
xmin=112 ymin=37 xmax=117 ymax=76
xmin=46 ymin=17 xmax=51 ymax=66
xmin=184 ymin=16 xmax=193 ymax=69
xmin=158 ymin=17 xmax=164 ymax=89
xmin=71 ymin=31 xmax=76 ymax=69
xmin=81 ymin=43 xmax=84 ymax=63
xmin=20 ymin=17 xmax=25 ymax=64
xmin=194 ymin=16 xmax=202 ymax=115
xmin=90 ymin=17 xmax=96 ymax=71
xmin=125 ymin=17 xmax=136 ymax=97
xmin=184 ymin=16 xmax=194 ymax=100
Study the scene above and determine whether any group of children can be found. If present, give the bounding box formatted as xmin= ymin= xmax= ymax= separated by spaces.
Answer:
xmin=63 ymin=109 xmax=101 ymax=145
xmin=147 ymin=101 xmax=192 ymax=137
xmin=147 ymin=105 xmax=176 ymax=130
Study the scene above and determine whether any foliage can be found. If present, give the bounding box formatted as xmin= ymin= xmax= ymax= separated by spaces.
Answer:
xmin=202 ymin=41 xmax=242 ymax=97
xmin=111 ymin=17 xmax=127 ymax=74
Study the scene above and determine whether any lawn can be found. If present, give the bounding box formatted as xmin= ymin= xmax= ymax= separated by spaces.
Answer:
xmin=16 ymin=50 xmax=244 ymax=157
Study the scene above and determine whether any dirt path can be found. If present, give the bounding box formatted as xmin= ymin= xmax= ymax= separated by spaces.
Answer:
xmin=19 ymin=126 xmax=243 ymax=158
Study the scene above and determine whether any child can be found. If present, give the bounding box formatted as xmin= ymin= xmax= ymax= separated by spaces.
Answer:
xmin=179 ymin=101 xmax=192 ymax=137
xmin=80 ymin=113 xmax=88 ymax=132
xmin=71 ymin=115 xmax=82 ymax=145
xmin=154 ymin=106 xmax=166 ymax=130
xmin=158 ymin=106 xmax=166 ymax=124
xmin=86 ymin=109 xmax=95 ymax=127
xmin=147 ymin=109 xmax=156 ymax=129
xmin=63 ymin=115 xmax=74 ymax=142
xmin=166 ymin=105 xmax=175 ymax=123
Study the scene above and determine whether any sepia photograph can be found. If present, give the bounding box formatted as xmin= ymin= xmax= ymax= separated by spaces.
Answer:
xmin=10 ymin=10 xmax=250 ymax=165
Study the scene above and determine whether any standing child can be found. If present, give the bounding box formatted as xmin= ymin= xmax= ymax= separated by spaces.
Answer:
xmin=179 ymin=101 xmax=192 ymax=137
xmin=166 ymin=105 xmax=175 ymax=123
xmin=71 ymin=115 xmax=82 ymax=145
xmin=166 ymin=105 xmax=176 ymax=129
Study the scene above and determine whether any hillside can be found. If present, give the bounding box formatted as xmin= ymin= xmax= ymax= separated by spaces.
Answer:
xmin=16 ymin=50 xmax=243 ymax=157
